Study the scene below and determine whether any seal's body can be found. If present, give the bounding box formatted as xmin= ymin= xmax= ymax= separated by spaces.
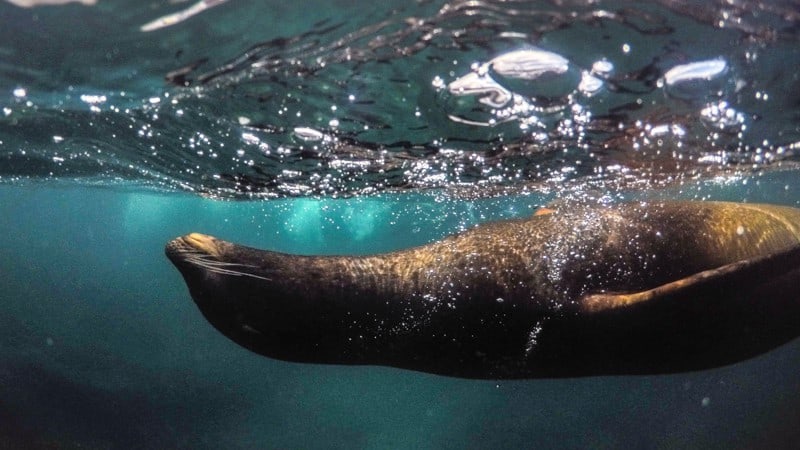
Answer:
xmin=166 ymin=201 xmax=800 ymax=378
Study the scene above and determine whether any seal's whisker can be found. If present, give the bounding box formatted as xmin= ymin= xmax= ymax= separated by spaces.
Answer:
xmin=179 ymin=250 xmax=259 ymax=267
xmin=188 ymin=255 xmax=266 ymax=272
xmin=183 ymin=254 xmax=273 ymax=281
xmin=189 ymin=260 xmax=271 ymax=280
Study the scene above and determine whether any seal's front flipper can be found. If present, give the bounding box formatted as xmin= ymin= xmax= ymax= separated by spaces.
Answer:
xmin=552 ymin=244 xmax=800 ymax=376
xmin=581 ymin=244 xmax=800 ymax=314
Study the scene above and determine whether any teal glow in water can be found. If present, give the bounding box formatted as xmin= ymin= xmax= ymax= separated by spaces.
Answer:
xmin=2 ymin=175 xmax=800 ymax=448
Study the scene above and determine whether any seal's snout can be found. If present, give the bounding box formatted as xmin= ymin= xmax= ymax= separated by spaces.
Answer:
xmin=165 ymin=232 xmax=224 ymax=265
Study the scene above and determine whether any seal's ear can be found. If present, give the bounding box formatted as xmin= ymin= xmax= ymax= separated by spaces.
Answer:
xmin=580 ymin=244 xmax=800 ymax=313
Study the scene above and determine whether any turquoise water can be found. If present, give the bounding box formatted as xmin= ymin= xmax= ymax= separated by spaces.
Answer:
xmin=2 ymin=178 xmax=800 ymax=449
xmin=2 ymin=0 xmax=800 ymax=448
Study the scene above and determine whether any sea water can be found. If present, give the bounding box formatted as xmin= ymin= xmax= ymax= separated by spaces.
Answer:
xmin=1 ymin=1 xmax=799 ymax=449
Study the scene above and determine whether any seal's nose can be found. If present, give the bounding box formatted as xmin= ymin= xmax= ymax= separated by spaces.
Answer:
xmin=164 ymin=233 xmax=224 ymax=265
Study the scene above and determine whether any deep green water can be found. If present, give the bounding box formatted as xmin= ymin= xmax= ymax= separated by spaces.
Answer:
xmin=2 ymin=174 xmax=800 ymax=449
xmin=2 ymin=0 xmax=800 ymax=448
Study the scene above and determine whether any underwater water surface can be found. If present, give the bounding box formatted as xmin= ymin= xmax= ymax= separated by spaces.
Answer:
xmin=1 ymin=0 xmax=800 ymax=449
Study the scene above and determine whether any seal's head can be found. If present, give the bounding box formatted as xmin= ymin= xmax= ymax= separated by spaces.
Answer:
xmin=167 ymin=233 xmax=245 ymax=280
xmin=166 ymin=233 xmax=247 ymax=301
xmin=165 ymin=233 xmax=346 ymax=362
xmin=165 ymin=233 xmax=281 ymax=349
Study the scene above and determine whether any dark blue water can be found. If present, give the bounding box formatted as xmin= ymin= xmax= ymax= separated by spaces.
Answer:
xmin=1 ymin=0 xmax=800 ymax=448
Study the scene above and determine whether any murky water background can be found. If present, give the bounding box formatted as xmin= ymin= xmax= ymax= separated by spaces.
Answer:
xmin=1 ymin=0 xmax=800 ymax=448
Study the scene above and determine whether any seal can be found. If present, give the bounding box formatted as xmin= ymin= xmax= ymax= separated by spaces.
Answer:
xmin=165 ymin=201 xmax=800 ymax=379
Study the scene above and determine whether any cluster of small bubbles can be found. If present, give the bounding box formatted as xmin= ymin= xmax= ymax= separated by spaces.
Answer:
xmin=524 ymin=321 xmax=545 ymax=356
xmin=187 ymin=132 xmax=215 ymax=157
xmin=137 ymin=123 xmax=154 ymax=139
xmin=627 ymin=119 xmax=692 ymax=152
xmin=79 ymin=94 xmax=107 ymax=105
xmin=700 ymin=101 xmax=745 ymax=129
